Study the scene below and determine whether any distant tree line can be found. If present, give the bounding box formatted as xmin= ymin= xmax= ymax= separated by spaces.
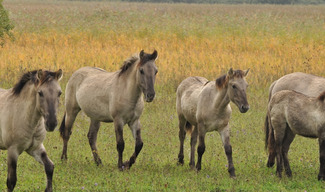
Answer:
xmin=120 ymin=0 xmax=325 ymax=4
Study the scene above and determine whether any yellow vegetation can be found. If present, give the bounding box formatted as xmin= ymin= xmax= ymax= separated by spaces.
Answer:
xmin=1 ymin=1 xmax=324 ymax=91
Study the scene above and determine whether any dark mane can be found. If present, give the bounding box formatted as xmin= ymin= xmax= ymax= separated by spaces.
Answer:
xmin=12 ymin=70 xmax=57 ymax=96
xmin=216 ymin=75 xmax=227 ymax=89
xmin=215 ymin=70 xmax=246 ymax=89
xmin=232 ymin=69 xmax=246 ymax=78
xmin=318 ymin=90 xmax=325 ymax=101
xmin=118 ymin=56 xmax=139 ymax=76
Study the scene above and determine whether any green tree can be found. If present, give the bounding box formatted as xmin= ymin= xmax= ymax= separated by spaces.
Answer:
xmin=0 ymin=0 xmax=14 ymax=47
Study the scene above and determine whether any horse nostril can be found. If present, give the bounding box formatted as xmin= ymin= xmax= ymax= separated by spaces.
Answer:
xmin=147 ymin=93 xmax=155 ymax=99
xmin=241 ymin=105 xmax=249 ymax=113
xmin=46 ymin=120 xmax=58 ymax=131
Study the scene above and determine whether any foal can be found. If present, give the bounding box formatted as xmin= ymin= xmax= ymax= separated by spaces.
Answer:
xmin=60 ymin=50 xmax=158 ymax=170
xmin=0 ymin=69 xmax=62 ymax=191
xmin=267 ymin=90 xmax=325 ymax=180
xmin=176 ymin=68 xmax=249 ymax=177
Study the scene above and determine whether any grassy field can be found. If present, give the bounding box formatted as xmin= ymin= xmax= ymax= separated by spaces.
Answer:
xmin=0 ymin=0 xmax=325 ymax=191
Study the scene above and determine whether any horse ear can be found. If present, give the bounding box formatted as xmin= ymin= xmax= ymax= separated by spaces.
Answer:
xmin=36 ymin=69 xmax=43 ymax=80
xmin=150 ymin=50 xmax=158 ymax=61
xmin=227 ymin=68 xmax=234 ymax=78
xmin=139 ymin=50 xmax=145 ymax=60
xmin=34 ymin=69 xmax=43 ymax=85
xmin=244 ymin=68 xmax=250 ymax=77
xmin=56 ymin=69 xmax=63 ymax=81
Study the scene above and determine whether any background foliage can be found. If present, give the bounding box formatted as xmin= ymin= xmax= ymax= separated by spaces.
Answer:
xmin=0 ymin=0 xmax=14 ymax=47
xmin=0 ymin=0 xmax=324 ymax=191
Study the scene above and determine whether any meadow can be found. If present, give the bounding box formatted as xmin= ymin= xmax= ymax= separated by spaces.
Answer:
xmin=0 ymin=0 xmax=325 ymax=191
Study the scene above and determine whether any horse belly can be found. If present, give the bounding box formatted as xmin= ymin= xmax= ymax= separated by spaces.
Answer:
xmin=180 ymin=102 xmax=198 ymax=125
xmin=76 ymin=86 xmax=113 ymax=122
xmin=288 ymin=117 xmax=318 ymax=138
xmin=82 ymin=107 xmax=113 ymax=122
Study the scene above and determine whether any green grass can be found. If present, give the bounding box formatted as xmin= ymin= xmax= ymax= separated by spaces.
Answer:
xmin=0 ymin=87 xmax=324 ymax=191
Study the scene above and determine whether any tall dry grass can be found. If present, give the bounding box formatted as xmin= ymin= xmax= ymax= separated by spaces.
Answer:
xmin=1 ymin=1 xmax=324 ymax=91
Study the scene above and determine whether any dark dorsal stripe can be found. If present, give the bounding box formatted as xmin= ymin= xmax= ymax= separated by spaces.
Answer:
xmin=12 ymin=70 xmax=57 ymax=96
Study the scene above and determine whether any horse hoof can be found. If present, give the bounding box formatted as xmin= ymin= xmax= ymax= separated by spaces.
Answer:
xmin=318 ymin=175 xmax=325 ymax=181
xmin=230 ymin=175 xmax=237 ymax=179
xmin=118 ymin=161 xmax=131 ymax=171
xmin=286 ymin=171 xmax=292 ymax=178
xmin=267 ymin=161 xmax=274 ymax=168
xmin=60 ymin=154 xmax=67 ymax=161
xmin=177 ymin=161 xmax=184 ymax=166
xmin=228 ymin=167 xmax=236 ymax=177
xmin=95 ymin=159 xmax=102 ymax=166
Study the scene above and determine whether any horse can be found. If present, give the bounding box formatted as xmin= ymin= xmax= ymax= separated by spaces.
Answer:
xmin=267 ymin=89 xmax=325 ymax=180
xmin=0 ymin=69 xmax=63 ymax=192
xmin=265 ymin=72 xmax=325 ymax=168
xmin=176 ymin=68 xmax=250 ymax=177
xmin=60 ymin=50 xmax=158 ymax=170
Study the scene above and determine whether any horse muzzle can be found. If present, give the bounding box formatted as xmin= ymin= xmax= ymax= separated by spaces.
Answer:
xmin=145 ymin=92 xmax=155 ymax=102
xmin=45 ymin=119 xmax=58 ymax=132
xmin=239 ymin=104 xmax=250 ymax=113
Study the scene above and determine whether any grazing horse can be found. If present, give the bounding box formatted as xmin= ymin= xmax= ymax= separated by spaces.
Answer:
xmin=0 ymin=69 xmax=63 ymax=192
xmin=176 ymin=68 xmax=250 ymax=177
xmin=265 ymin=72 xmax=325 ymax=168
xmin=60 ymin=50 xmax=158 ymax=170
xmin=267 ymin=90 xmax=325 ymax=180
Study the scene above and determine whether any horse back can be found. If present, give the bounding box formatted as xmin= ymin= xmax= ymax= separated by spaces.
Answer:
xmin=66 ymin=67 xmax=117 ymax=122
xmin=271 ymin=72 xmax=325 ymax=97
xmin=176 ymin=76 xmax=209 ymax=125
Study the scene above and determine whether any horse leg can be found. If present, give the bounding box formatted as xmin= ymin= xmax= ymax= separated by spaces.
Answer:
xmin=87 ymin=119 xmax=102 ymax=165
xmin=189 ymin=126 xmax=198 ymax=169
xmin=220 ymin=127 xmax=236 ymax=178
xmin=318 ymin=137 xmax=325 ymax=180
xmin=61 ymin=108 xmax=80 ymax=160
xmin=6 ymin=148 xmax=19 ymax=192
xmin=123 ymin=120 xmax=143 ymax=169
xmin=270 ymin=115 xmax=286 ymax=178
xmin=114 ymin=120 xmax=125 ymax=170
xmin=177 ymin=116 xmax=187 ymax=165
xmin=27 ymin=145 xmax=54 ymax=192
xmin=282 ymin=128 xmax=295 ymax=178
xmin=196 ymin=124 xmax=206 ymax=171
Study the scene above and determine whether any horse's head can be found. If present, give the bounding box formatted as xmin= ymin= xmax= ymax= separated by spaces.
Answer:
xmin=137 ymin=50 xmax=158 ymax=102
xmin=226 ymin=68 xmax=250 ymax=113
xmin=35 ymin=69 xmax=63 ymax=132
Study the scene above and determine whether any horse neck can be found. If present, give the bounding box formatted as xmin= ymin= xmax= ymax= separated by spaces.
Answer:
xmin=213 ymin=84 xmax=230 ymax=110
xmin=118 ymin=64 xmax=142 ymax=103
xmin=15 ymin=83 xmax=41 ymax=127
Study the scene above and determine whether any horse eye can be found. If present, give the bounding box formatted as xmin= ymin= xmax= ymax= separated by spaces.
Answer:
xmin=58 ymin=91 xmax=62 ymax=97
xmin=38 ymin=91 xmax=44 ymax=97
xmin=232 ymin=85 xmax=237 ymax=89
xmin=140 ymin=69 xmax=144 ymax=75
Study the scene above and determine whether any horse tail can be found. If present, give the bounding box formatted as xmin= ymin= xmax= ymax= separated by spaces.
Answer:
xmin=185 ymin=121 xmax=193 ymax=134
xmin=265 ymin=112 xmax=276 ymax=154
xmin=265 ymin=80 xmax=276 ymax=150
xmin=264 ymin=114 xmax=270 ymax=150
xmin=59 ymin=113 xmax=66 ymax=138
